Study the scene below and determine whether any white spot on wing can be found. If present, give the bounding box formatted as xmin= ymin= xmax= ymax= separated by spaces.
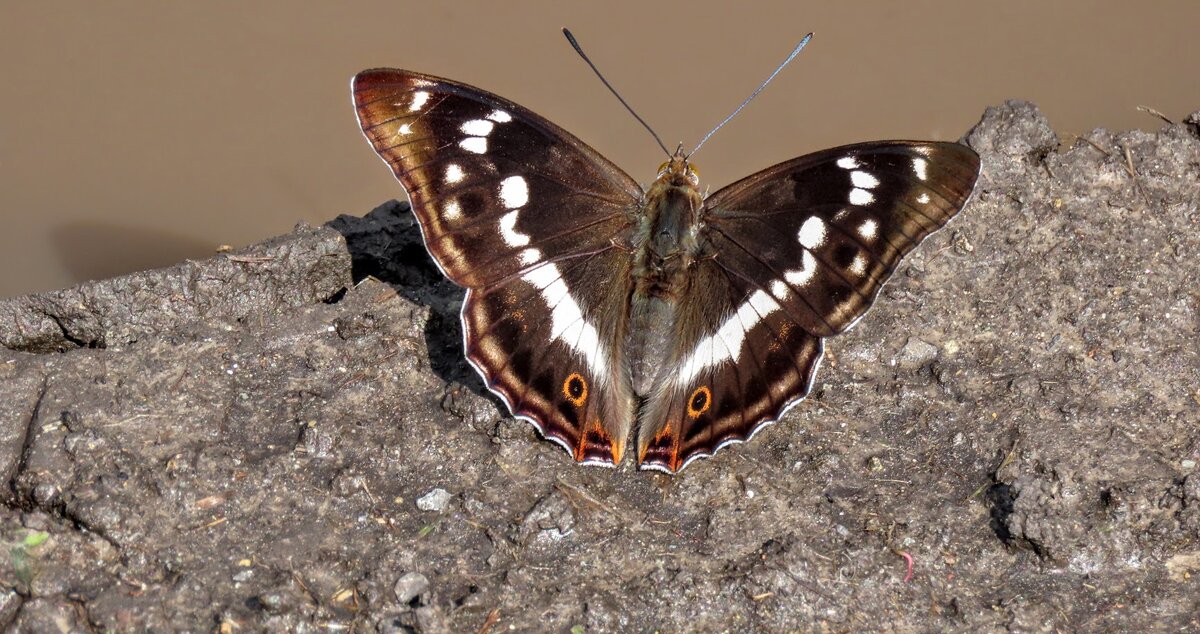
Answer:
xmin=445 ymin=163 xmax=465 ymax=184
xmin=837 ymin=157 xmax=860 ymax=170
xmin=784 ymin=252 xmax=818 ymax=287
xmin=849 ymin=254 xmax=868 ymax=276
xmin=850 ymin=188 xmax=874 ymax=206
xmin=409 ymin=91 xmax=430 ymax=111
xmin=521 ymin=263 xmax=608 ymax=376
xmin=398 ymin=123 xmax=413 ymax=136
xmin=851 ymin=170 xmax=879 ymax=189
xmin=748 ymin=289 xmax=779 ymax=316
xmin=798 ymin=216 xmax=827 ymax=250
xmin=443 ymin=199 xmax=462 ymax=220
xmin=460 ymin=119 xmax=494 ymax=137
xmin=499 ymin=175 xmax=529 ymax=208
xmin=917 ymin=192 xmax=931 ymax=204
xmin=459 ymin=137 xmax=487 ymax=154
xmin=858 ymin=218 xmax=878 ymax=239
xmin=487 ymin=110 xmax=513 ymax=123
xmin=770 ymin=279 xmax=789 ymax=300
xmin=913 ymin=157 xmax=928 ymax=180
xmin=498 ymin=210 xmax=530 ymax=247
xmin=518 ymin=248 xmax=541 ymax=265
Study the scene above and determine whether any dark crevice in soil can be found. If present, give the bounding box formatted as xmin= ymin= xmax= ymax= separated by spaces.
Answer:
xmin=322 ymin=287 xmax=349 ymax=304
xmin=7 ymin=376 xmax=49 ymax=507
xmin=1184 ymin=112 xmax=1200 ymax=140
xmin=44 ymin=310 xmax=105 ymax=351
xmin=986 ymin=482 xmax=1016 ymax=544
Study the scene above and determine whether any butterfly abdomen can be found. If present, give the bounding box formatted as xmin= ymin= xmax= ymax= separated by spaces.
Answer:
xmin=626 ymin=161 xmax=705 ymax=396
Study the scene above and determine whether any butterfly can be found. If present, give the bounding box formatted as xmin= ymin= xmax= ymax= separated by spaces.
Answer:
xmin=351 ymin=50 xmax=979 ymax=474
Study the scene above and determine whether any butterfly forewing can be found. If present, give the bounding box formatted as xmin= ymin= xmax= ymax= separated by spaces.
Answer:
xmin=704 ymin=142 xmax=980 ymax=336
xmin=352 ymin=69 xmax=642 ymax=288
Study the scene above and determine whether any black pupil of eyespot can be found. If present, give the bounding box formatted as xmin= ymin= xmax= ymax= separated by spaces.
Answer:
xmin=692 ymin=391 xmax=707 ymax=410
xmin=568 ymin=377 xmax=584 ymax=398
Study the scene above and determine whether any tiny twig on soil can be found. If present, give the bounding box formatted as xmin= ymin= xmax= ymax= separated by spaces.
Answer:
xmin=1136 ymin=105 xmax=1174 ymax=124
xmin=477 ymin=608 xmax=501 ymax=634
xmin=555 ymin=478 xmax=616 ymax=517
xmin=1077 ymin=136 xmax=1112 ymax=157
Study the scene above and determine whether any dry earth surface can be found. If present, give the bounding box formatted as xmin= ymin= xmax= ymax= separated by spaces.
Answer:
xmin=0 ymin=101 xmax=1198 ymax=632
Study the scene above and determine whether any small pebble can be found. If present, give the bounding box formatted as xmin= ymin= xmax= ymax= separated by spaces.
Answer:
xmin=1182 ymin=459 xmax=1196 ymax=470
xmin=416 ymin=488 xmax=451 ymax=512
xmin=394 ymin=572 xmax=429 ymax=604
xmin=897 ymin=337 xmax=939 ymax=367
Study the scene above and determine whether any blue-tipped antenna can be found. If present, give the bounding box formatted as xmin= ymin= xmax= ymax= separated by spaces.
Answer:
xmin=689 ymin=33 xmax=813 ymax=158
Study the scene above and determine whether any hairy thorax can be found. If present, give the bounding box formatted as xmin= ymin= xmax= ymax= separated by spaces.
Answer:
xmin=626 ymin=160 xmax=705 ymax=396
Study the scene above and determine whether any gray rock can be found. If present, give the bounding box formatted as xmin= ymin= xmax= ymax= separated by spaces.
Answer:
xmin=896 ymin=336 xmax=939 ymax=367
xmin=393 ymin=572 xmax=430 ymax=605
xmin=416 ymin=488 xmax=451 ymax=512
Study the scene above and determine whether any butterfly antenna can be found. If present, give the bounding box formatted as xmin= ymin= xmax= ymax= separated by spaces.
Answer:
xmin=688 ymin=32 xmax=813 ymax=159
xmin=562 ymin=28 xmax=672 ymax=158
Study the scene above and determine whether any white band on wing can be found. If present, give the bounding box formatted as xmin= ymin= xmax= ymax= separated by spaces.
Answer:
xmin=521 ymin=262 xmax=609 ymax=378
xmin=676 ymin=289 xmax=780 ymax=387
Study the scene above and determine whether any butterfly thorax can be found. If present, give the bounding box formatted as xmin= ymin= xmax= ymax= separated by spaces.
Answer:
xmin=626 ymin=157 xmax=705 ymax=396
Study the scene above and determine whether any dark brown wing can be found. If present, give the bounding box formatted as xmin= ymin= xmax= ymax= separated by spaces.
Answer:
xmin=353 ymin=69 xmax=643 ymax=465
xmin=704 ymin=141 xmax=980 ymax=337
xmin=637 ymin=141 xmax=979 ymax=472
xmin=637 ymin=257 xmax=824 ymax=473
xmin=462 ymin=248 xmax=636 ymax=466
xmin=352 ymin=69 xmax=642 ymax=288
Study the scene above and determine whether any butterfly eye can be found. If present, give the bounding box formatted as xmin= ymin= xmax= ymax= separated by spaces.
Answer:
xmin=563 ymin=373 xmax=588 ymax=407
xmin=686 ymin=163 xmax=700 ymax=186
xmin=657 ymin=160 xmax=671 ymax=176
xmin=686 ymin=386 xmax=712 ymax=418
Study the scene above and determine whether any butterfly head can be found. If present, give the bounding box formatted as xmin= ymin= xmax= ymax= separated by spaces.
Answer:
xmin=656 ymin=151 xmax=701 ymax=189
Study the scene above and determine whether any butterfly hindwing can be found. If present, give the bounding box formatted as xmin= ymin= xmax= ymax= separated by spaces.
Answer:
xmin=462 ymin=247 xmax=637 ymax=465
xmin=637 ymin=257 xmax=824 ymax=473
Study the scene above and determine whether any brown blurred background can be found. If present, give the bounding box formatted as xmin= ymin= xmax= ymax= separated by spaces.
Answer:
xmin=2 ymin=2 xmax=1197 ymax=299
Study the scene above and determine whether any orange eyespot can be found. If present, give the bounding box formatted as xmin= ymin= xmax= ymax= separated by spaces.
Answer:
xmin=563 ymin=373 xmax=588 ymax=407
xmin=686 ymin=386 xmax=712 ymax=418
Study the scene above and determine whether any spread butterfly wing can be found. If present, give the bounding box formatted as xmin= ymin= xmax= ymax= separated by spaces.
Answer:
xmin=636 ymin=257 xmax=825 ymax=473
xmin=703 ymin=142 xmax=980 ymax=337
xmin=637 ymin=141 xmax=979 ymax=472
xmin=352 ymin=69 xmax=642 ymax=288
xmin=463 ymin=248 xmax=637 ymax=466
xmin=353 ymin=69 xmax=643 ymax=466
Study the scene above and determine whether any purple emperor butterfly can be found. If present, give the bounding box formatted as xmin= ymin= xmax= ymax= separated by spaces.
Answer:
xmin=352 ymin=42 xmax=979 ymax=473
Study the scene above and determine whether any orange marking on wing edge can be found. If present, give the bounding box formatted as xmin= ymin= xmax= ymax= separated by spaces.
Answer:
xmin=639 ymin=422 xmax=682 ymax=472
xmin=574 ymin=418 xmax=615 ymax=463
xmin=686 ymin=386 xmax=713 ymax=418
